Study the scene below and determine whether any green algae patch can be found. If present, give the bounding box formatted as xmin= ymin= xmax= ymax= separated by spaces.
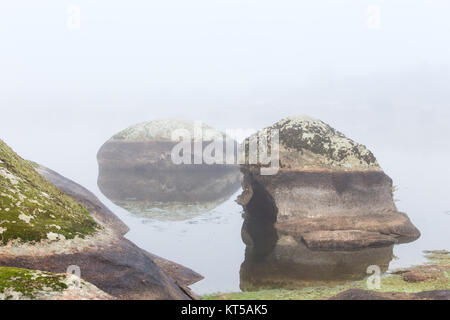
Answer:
xmin=202 ymin=250 xmax=450 ymax=300
xmin=0 ymin=267 xmax=68 ymax=299
xmin=0 ymin=139 xmax=99 ymax=244
xmin=423 ymin=250 xmax=450 ymax=266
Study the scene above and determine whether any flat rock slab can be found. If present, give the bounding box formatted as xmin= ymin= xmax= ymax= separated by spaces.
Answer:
xmin=276 ymin=212 xmax=420 ymax=244
xmin=400 ymin=265 xmax=450 ymax=283
xmin=302 ymin=230 xmax=398 ymax=250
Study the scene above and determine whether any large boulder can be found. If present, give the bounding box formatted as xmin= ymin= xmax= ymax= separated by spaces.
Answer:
xmin=97 ymin=119 xmax=241 ymax=220
xmin=237 ymin=116 xmax=420 ymax=289
xmin=238 ymin=115 xmax=420 ymax=248
xmin=0 ymin=139 xmax=202 ymax=299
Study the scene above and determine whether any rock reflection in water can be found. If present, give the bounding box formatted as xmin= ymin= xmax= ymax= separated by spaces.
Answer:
xmin=97 ymin=119 xmax=242 ymax=220
xmin=240 ymin=233 xmax=394 ymax=291
xmin=239 ymin=180 xmax=394 ymax=290
xmin=98 ymin=153 xmax=242 ymax=220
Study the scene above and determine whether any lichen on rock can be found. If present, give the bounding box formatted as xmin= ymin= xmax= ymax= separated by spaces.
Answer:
xmin=0 ymin=139 xmax=99 ymax=245
xmin=238 ymin=116 xmax=420 ymax=289
xmin=111 ymin=118 xmax=225 ymax=142
xmin=0 ymin=266 xmax=111 ymax=300
xmin=97 ymin=118 xmax=242 ymax=219
xmin=244 ymin=115 xmax=380 ymax=171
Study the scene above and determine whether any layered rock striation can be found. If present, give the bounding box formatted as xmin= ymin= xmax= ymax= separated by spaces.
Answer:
xmin=238 ymin=116 xmax=420 ymax=289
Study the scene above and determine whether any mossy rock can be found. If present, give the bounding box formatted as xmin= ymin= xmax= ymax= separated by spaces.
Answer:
xmin=111 ymin=118 xmax=225 ymax=141
xmin=0 ymin=139 xmax=99 ymax=244
xmin=0 ymin=266 xmax=68 ymax=299
xmin=0 ymin=266 xmax=111 ymax=300
xmin=243 ymin=115 xmax=380 ymax=170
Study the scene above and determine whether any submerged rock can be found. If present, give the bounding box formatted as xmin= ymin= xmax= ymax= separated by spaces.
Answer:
xmin=0 ymin=139 xmax=202 ymax=299
xmin=97 ymin=119 xmax=241 ymax=219
xmin=238 ymin=115 xmax=420 ymax=248
xmin=240 ymin=239 xmax=394 ymax=290
xmin=0 ymin=266 xmax=112 ymax=300
xmin=237 ymin=116 xmax=420 ymax=288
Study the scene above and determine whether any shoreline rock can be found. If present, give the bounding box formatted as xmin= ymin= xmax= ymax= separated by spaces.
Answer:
xmin=97 ymin=119 xmax=241 ymax=219
xmin=206 ymin=250 xmax=450 ymax=300
xmin=238 ymin=116 xmax=420 ymax=251
xmin=329 ymin=289 xmax=450 ymax=300
xmin=237 ymin=116 xmax=420 ymax=289
xmin=0 ymin=139 xmax=203 ymax=299
xmin=0 ymin=266 xmax=113 ymax=300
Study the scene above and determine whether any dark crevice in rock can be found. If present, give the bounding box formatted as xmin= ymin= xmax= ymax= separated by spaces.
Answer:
xmin=241 ymin=173 xmax=278 ymax=261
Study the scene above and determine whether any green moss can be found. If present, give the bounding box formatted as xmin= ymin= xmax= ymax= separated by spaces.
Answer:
xmin=202 ymin=250 xmax=450 ymax=300
xmin=0 ymin=267 xmax=68 ymax=299
xmin=0 ymin=139 xmax=99 ymax=244
xmin=423 ymin=250 xmax=450 ymax=266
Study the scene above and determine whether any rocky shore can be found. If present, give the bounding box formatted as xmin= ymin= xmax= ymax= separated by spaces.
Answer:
xmin=0 ymin=139 xmax=203 ymax=300
xmin=238 ymin=116 xmax=420 ymax=250
xmin=204 ymin=250 xmax=450 ymax=300
xmin=237 ymin=116 xmax=420 ymax=289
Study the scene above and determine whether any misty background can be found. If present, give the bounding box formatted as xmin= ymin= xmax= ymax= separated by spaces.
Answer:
xmin=1 ymin=1 xmax=449 ymax=292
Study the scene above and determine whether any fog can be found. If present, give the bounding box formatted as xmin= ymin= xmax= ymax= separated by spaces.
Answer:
xmin=1 ymin=1 xmax=449 ymax=293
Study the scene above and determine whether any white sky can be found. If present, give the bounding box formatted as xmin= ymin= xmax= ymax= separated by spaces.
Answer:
xmin=0 ymin=0 xmax=449 ymax=187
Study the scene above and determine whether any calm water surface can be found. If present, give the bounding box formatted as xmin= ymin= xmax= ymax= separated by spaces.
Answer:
xmin=2 ymin=109 xmax=449 ymax=295
xmin=92 ymin=150 xmax=449 ymax=295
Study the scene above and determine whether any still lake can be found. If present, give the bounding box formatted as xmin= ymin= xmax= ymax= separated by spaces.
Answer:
xmin=90 ymin=149 xmax=449 ymax=295
xmin=2 ymin=108 xmax=449 ymax=295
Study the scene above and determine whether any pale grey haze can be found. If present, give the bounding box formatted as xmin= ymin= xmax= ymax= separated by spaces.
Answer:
xmin=0 ymin=1 xmax=449 ymax=293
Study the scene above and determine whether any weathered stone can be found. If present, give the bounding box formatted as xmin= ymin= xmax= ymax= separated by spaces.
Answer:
xmin=301 ymin=230 xmax=398 ymax=250
xmin=0 ymin=139 xmax=203 ymax=299
xmin=238 ymin=116 xmax=420 ymax=250
xmin=329 ymin=289 xmax=450 ymax=300
xmin=35 ymin=164 xmax=129 ymax=236
xmin=0 ymin=139 xmax=99 ymax=244
xmin=237 ymin=116 xmax=420 ymax=288
xmin=33 ymin=164 xmax=203 ymax=299
xmin=0 ymin=266 xmax=113 ymax=300
xmin=400 ymin=265 xmax=450 ymax=283
xmin=97 ymin=119 xmax=241 ymax=219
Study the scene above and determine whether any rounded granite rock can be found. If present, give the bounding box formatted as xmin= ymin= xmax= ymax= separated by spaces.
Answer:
xmin=243 ymin=115 xmax=380 ymax=171
xmin=0 ymin=139 xmax=202 ymax=300
xmin=238 ymin=115 xmax=420 ymax=261
xmin=0 ymin=139 xmax=99 ymax=245
xmin=97 ymin=119 xmax=241 ymax=219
